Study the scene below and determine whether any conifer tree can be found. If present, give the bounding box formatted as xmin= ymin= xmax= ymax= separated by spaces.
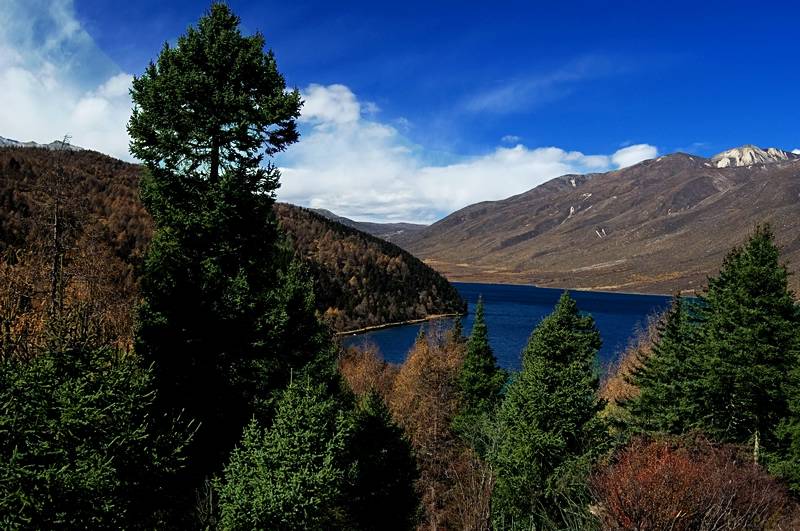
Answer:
xmin=453 ymin=297 xmax=505 ymax=449
xmin=217 ymin=381 xmax=353 ymax=530
xmin=127 ymin=1 xmax=334 ymax=504
xmin=490 ymin=292 xmax=606 ymax=528
xmin=690 ymin=225 xmax=799 ymax=458
xmin=345 ymin=391 xmax=420 ymax=531
xmin=0 ymin=345 xmax=192 ymax=529
xmin=622 ymin=295 xmax=700 ymax=434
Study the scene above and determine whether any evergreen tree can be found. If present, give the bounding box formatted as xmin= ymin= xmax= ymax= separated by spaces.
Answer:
xmin=127 ymin=1 xmax=333 ymax=498
xmin=0 ymin=345 xmax=192 ymax=529
xmin=345 ymin=391 xmax=420 ymax=531
xmin=690 ymin=225 xmax=799 ymax=458
xmin=453 ymin=297 xmax=505 ymax=450
xmin=773 ymin=357 xmax=800 ymax=493
xmin=490 ymin=292 xmax=606 ymax=528
xmin=217 ymin=381 xmax=353 ymax=530
xmin=622 ymin=295 xmax=700 ymax=434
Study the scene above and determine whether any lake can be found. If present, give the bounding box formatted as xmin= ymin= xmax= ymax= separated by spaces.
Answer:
xmin=342 ymin=282 xmax=671 ymax=371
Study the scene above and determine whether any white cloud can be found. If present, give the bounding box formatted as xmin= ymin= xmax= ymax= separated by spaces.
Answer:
xmin=792 ymin=148 xmax=800 ymax=155
xmin=279 ymin=84 xmax=657 ymax=223
xmin=0 ymin=0 xmax=133 ymax=159
xmin=462 ymin=55 xmax=624 ymax=114
xmin=611 ymin=143 xmax=659 ymax=169
xmin=501 ymin=135 xmax=521 ymax=144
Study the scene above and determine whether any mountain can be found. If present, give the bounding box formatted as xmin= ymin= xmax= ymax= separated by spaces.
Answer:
xmin=395 ymin=146 xmax=800 ymax=294
xmin=310 ymin=208 xmax=427 ymax=243
xmin=0 ymin=135 xmax=84 ymax=151
xmin=0 ymin=146 xmax=463 ymax=333
xmin=276 ymin=204 xmax=464 ymax=331
xmin=710 ymin=145 xmax=799 ymax=168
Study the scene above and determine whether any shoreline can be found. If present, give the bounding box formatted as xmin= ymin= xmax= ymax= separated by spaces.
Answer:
xmin=446 ymin=278 xmax=685 ymax=298
xmin=336 ymin=312 xmax=462 ymax=336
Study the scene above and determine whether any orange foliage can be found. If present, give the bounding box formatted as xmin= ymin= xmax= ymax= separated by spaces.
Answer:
xmin=591 ymin=436 xmax=799 ymax=530
xmin=388 ymin=326 xmax=466 ymax=529
xmin=338 ymin=342 xmax=398 ymax=401
xmin=600 ymin=311 xmax=663 ymax=405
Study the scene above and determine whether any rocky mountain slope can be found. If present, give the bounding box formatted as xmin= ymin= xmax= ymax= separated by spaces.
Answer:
xmin=395 ymin=146 xmax=800 ymax=294
xmin=710 ymin=145 xmax=798 ymax=168
xmin=0 ymin=146 xmax=463 ymax=332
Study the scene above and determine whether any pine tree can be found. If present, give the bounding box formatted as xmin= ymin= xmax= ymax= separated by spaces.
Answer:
xmin=217 ymin=381 xmax=353 ymax=530
xmin=453 ymin=297 xmax=505 ymax=450
xmin=127 ymin=1 xmax=333 ymax=504
xmin=0 ymin=345 xmax=192 ymax=529
xmin=691 ymin=225 xmax=799 ymax=458
xmin=490 ymin=292 xmax=606 ymax=528
xmin=345 ymin=391 xmax=420 ymax=531
xmin=622 ymin=295 xmax=700 ymax=434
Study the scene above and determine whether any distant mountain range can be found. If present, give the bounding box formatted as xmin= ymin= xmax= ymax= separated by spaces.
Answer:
xmin=391 ymin=145 xmax=800 ymax=294
xmin=310 ymin=208 xmax=427 ymax=242
xmin=0 ymin=135 xmax=83 ymax=151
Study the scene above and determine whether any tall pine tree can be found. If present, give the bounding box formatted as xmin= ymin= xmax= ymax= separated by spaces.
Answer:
xmin=453 ymin=297 xmax=505 ymax=450
xmin=127 ymin=2 xmax=334 ymax=504
xmin=690 ymin=225 xmax=799 ymax=458
xmin=622 ymin=295 xmax=700 ymax=434
xmin=490 ymin=292 xmax=606 ymax=528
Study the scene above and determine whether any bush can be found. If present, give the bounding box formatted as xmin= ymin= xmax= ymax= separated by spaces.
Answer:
xmin=591 ymin=436 xmax=798 ymax=530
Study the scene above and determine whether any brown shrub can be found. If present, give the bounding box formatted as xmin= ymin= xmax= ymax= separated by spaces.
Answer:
xmin=449 ymin=447 xmax=494 ymax=531
xmin=591 ymin=436 xmax=799 ymax=530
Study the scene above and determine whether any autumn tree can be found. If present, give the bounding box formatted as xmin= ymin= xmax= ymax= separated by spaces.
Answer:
xmin=390 ymin=327 xmax=464 ymax=528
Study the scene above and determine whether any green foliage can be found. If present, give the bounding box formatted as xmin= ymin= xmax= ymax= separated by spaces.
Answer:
xmin=217 ymin=380 xmax=353 ymax=530
xmin=128 ymin=3 xmax=300 ymax=181
xmin=0 ymin=346 xmax=192 ymax=529
xmin=689 ymin=226 xmax=797 ymax=444
xmin=690 ymin=225 xmax=800 ymax=453
xmin=490 ymin=292 xmax=607 ymax=528
xmin=622 ymin=295 xmax=700 ymax=434
xmin=619 ymin=226 xmax=800 ymax=491
xmin=345 ymin=391 xmax=420 ymax=531
xmin=128 ymin=2 xmax=332 ymax=499
xmin=453 ymin=297 xmax=506 ymax=451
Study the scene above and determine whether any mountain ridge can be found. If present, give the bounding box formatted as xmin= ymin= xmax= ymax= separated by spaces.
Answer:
xmin=395 ymin=147 xmax=800 ymax=294
xmin=0 ymin=146 xmax=464 ymax=333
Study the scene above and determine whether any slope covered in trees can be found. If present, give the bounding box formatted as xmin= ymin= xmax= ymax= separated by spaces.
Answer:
xmin=275 ymin=203 xmax=465 ymax=331
xmin=0 ymin=147 xmax=463 ymax=333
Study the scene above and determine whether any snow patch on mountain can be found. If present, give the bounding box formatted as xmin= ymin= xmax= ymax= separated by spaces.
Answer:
xmin=0 ymin=136 xmax=84 ymax=151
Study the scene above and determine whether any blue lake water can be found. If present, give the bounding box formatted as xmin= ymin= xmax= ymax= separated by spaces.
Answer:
xmin=342 ymin=282 xmax=671 ymax=371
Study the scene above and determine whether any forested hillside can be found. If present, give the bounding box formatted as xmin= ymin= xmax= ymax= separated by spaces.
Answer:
xmin=0 ymin=147 xmax=463 ymax=333
xmin=276 ymin=204 xmax=464 ymax=331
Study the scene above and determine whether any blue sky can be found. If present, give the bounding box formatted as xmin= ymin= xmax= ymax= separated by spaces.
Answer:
xmin=2 ymin=0 xmax=799 ymax=222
